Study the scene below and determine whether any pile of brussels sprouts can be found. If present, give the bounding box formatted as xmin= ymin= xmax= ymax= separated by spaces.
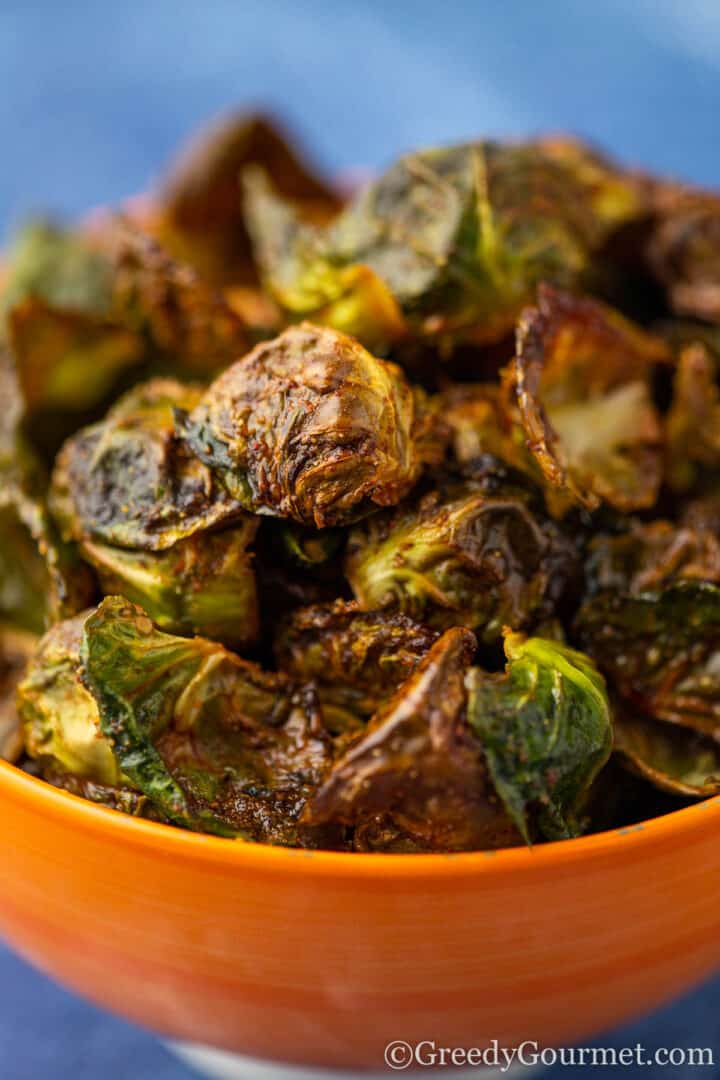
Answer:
xmin=3 ymin=114 xmax=720 ymax=850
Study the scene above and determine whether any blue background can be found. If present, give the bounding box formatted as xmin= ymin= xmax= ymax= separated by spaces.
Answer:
xmin=2 ymin=1 xmax=720 ymax=1076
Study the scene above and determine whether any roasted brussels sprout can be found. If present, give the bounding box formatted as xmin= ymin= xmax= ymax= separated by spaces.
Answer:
xmin=10 ymin=123 xmax=720 ymax=851
xmin=507 ymin=285 xmax=668 ymax=513
xmin=245 ymin=139 xmax=643 ymax=350
xmin=176 ymin=323 xmax=445 ymax=527
xmin=50 ymin=379 xmax=258 ymax=645
xmin=303 ymin=627 xmax=521 ymax=852
xmin=275 ymin=599 xmax=438 ymax=731
xmin=81 ymin=597 xmax=331 ymax=842
xmin=466 ymin=632 xmax=613 ymax=841
xmin=576 ymin=582 xmax=720 ymax=740
xmin=345 ymin=478 xmax=578 ymax=643
xmin=157 ymin=111 xmax=340 ymax=287
xmin=0 ymin=219 xmax=250 ymax=462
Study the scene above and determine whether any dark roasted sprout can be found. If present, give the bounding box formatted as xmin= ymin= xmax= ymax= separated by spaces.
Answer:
xmin=345 ymin=478 xmax=578 ymax=644
xmin=245 ymin=139 xmax=643 ymax=351
xmin=6 ymin=118 xmax=720 ymax=850
xmin=175 ymin=322 xmax=445 ymax=527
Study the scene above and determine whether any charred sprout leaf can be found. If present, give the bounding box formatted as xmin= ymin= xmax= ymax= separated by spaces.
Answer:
xmin=81 ymin=597 xmax=331 ymax=842
xmin=345 ymin=479 xmax=578 ymax=644
xmin=576 ymin=582 xmax=720 ymax=740
xmin=647 ymin=185 xmax=720 ymax=323
xmin=176 ymin=323 xmax=445 ymax=527
xmin=509 ymin=286 xmax=668 ymax=513
xmin=466 ymin=632 xmax=613 ymax=841
xmin=275 ymin=600 xmax=439 ymax=732
xmin=614 ymin=710 xmax=720 ymax=798
xmin=586 ymin=521 xmax=720 ymax=596
xmin=245 ymin=140 xmax=642 ymax=350
xmin=80 ymin=521 xmax=259 ymax=649
xmin=303 ymin=627 xmax=521 ymax=852
xmin=666 ymin=344 xmax=720 ymax=492
xmin=51 ymin=379 xmax=244 ymax=551
xmin=0 ymin=625 xmax=37 ymax=762
xmin=0 ymin=480 xmax=95 ymax=634
xmin=158 ymin=112 xmax=340 ymax=287
xmin=17 ymin=613 xmax=125 ymax=785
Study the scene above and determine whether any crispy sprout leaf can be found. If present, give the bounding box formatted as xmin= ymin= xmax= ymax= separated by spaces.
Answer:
xmin=51 ymin=379 xmax=244 ymax=551
xmin=303 ymin=627 xmax=521 ymax=852
xmin=466 ymin=632 xmax=613 ymax=840
xmin=275 ymin=600 xmax=438 ymax=732
xmin=245 ymin=140 xmax=643 ymax=350
xmin=81 ymin=597 xmax=331 ymax=842
xmin=614 ymin=710 xmax=720 ymax=798
xmin=345 ymin=478 xmax=578 ymax=643
xmin=17 ymin=613 xmax=124 ymax=785
xmin=176 ymin=323 xmax=444 ymax=527
xmin=508 ymin=285 xmax=668 ymax=512
xmin=576 ymin=582 xmax=720 ymax=740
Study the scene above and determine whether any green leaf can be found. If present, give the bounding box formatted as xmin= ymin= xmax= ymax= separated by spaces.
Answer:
xmin=81 ymin=597 xmax=330 ymax=842
xmin=467 ymin=632 xmax=613 ymax=841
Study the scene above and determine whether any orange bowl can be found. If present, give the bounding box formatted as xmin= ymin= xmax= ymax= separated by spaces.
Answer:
xmin=1 ymin=757 xmax=720 ymax=1072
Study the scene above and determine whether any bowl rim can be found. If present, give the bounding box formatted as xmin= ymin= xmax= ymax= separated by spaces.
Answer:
xmin=3 ymin=757 xmax=719 ymax=878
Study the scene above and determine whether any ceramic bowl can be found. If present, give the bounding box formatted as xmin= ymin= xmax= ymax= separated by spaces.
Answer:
xmin=1 ymin=758 xmax=720 ymax=1074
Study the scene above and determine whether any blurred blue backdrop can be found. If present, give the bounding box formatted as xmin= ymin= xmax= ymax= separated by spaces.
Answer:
xmin=1 ymin=1 xmax=720 ymax=1077
xmin=1 ymin=0 xmax=720 ymax=239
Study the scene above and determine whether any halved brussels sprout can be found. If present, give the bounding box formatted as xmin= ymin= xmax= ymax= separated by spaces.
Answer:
xmin=614 ymin=710 xmax=720 ymax=799
xmin=576 ymin=581 xmax=720 ymax=740
xmin=345 ymin=478 xmax=578 ymax=643
xmin=275 ymin=600 xmax=438 ymax=732
xmin=508 ymin=286 xmax=669 ymax=513
xmin=466 ymin=632 xmax=613 ymax=841
xmin=81 ymin=597 xmax=331 ymax=843
xmin=157 ymin=111 xmax=340 ymax=287
xmin=245 ymin=139 xmax=643 ymax=351
xmin=51 ymin=379 xmax=244 ymax=551
xmin=176 ymin=323 xmax=445 ymax=527
xmin=303 ymin=627 xmax=521 ymax=852
xmin=80 ymin=522 xmax=259 ymax=649
xmin=0 ymin=625 xmax=37 ymax=762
